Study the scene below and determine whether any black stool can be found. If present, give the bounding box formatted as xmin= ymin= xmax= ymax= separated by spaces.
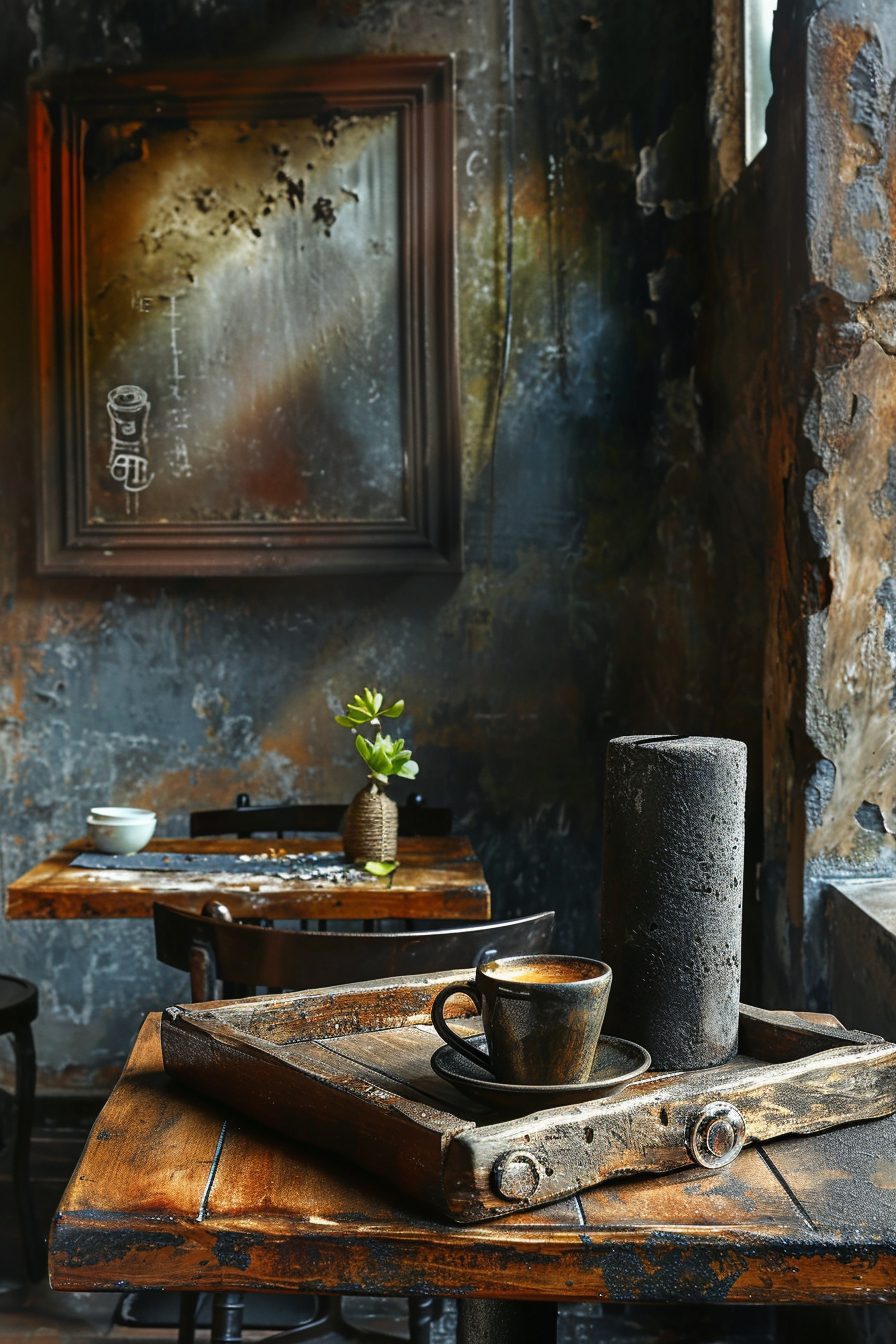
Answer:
xmin=0 ymin=977 xmax=43 ymax=1282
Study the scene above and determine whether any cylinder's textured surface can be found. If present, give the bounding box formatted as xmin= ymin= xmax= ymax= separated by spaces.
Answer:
xmin=601 ymin=734 xmax=747 ymax=1070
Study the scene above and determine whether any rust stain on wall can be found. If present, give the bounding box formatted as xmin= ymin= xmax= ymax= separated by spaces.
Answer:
xmin=805 ymin=339 xmax=896 ymax=860
xmin=759 ymin=0 xmax=896 ymax=1004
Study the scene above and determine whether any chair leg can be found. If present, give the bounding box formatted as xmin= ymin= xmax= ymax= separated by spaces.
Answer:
xmin=456 ymin=1298 xmax=557 ymax=1344
xmin=178 ymin=1290 xmax=201 ymax=1344
xmin=211 ymin=1291 xmax=244 ymax=1344
xmin=12 ymin=1025 xmax=43 ymax=1282
xmin=409 ymin=1296 xmax=440 ymax=1344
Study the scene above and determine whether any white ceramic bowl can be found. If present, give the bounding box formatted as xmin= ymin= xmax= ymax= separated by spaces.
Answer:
xmin=88 ymin=807 xmax=155 ymax=821
xmin=87 ymin=808 xmax=156 ymax=855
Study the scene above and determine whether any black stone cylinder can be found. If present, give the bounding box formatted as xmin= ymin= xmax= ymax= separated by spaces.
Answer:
xmin=601 ymin=734 xmax=747 ymax=1070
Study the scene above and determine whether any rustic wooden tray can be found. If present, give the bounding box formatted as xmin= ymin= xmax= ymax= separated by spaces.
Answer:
xmin=160 ymin=968 xmax=896 ymax=1224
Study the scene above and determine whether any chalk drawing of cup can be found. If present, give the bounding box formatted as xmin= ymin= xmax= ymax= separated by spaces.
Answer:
xmin=108 ymin=384 xmax=149 ymax=450
xmin=107 ymin=385 xmax=153 ymax=492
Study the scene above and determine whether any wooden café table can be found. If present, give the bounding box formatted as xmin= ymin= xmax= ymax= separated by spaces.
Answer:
xmin=5 ymin=836 xmax=490 ymax=923
xmin=49 ymin=1013 xmax=896 ymax=1343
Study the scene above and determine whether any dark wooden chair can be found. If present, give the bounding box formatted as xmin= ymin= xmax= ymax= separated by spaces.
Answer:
xmin=189 ymin=792 xmax=452 ymax=840
xmin=153 ymin=902 xmax=554 ymax=1344
xmin=0 ymin=976 xmax=43 ymax=1283
xmin=154 ymin=901 xmax=554 ymax=1003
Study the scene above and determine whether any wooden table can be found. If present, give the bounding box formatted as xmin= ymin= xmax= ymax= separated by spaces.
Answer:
xmin=5 ymin=836 xmax=490 ymax=923
xmin=49 ymin=1015 xmax=896 ymax=1343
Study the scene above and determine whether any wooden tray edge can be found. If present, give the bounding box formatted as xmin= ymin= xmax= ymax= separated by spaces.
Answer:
xmin=160 ymin=980 xmax=896 ymax=1225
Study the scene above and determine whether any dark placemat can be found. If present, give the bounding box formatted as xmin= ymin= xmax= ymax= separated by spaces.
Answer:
xmin=70 ymin=851 xmax=365 ymax=881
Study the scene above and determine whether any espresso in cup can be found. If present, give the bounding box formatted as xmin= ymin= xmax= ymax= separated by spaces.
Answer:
xmin=431 ymin=954 xmax=612 ymax=1086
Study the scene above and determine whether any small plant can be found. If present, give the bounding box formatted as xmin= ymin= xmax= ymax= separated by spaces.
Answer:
xmin=335 ymin=688 xmax=418 ymax=867
xmin=335 ymin=688 xmax=419 ymax=787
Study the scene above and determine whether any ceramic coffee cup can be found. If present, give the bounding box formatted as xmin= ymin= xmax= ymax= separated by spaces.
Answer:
xmin=430 ymin=954 xmax=612 ymax=1086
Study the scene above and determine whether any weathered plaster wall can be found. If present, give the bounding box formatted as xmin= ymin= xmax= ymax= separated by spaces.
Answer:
xmin=764 ymin=0 xmax=896 ymax=1005
xmin=0 ymin=0 xmax=768 ymax=1089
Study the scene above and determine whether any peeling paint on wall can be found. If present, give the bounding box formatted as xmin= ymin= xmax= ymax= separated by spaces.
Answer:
xmin=764 ymin=0 xmax=896 ymax=1003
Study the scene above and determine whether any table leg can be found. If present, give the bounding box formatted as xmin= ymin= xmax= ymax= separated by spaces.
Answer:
xmin=456 ymin=1298 xmax=557 ymax=1344
xmin=211 ymin=1291 xmax=244 ymax=1344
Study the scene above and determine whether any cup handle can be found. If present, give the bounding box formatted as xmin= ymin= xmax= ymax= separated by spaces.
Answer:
xmin=431 ymin=982 xmax=494 ymax=1073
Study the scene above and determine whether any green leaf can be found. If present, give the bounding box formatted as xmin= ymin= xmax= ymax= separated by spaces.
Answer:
xmin=348 ymin=726 xmax=418 ymax=782
xmin=355 ymin=735 xmax=374 ymax=764
xmin=337 ymin=695 xmax=377 ymax=726
xmin=368 ymin=735 xmax=392 ymax=774
xmin=363 ymin=860 xmax=398 ymax=876
xmin=337 ymin=690 xmax=407 ymax=731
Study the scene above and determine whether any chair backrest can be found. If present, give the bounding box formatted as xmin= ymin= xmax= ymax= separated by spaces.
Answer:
xmin=190 ymin=801 xmax=346 ymax=838
xmin=153 ymin=903 xmax=555 ymax=1002
xmin=189 ymin=792 xmax=452 ymax=839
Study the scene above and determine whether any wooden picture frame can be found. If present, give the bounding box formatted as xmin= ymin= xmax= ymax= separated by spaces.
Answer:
xmin=29 ymin=58 xmax=461 ymax=576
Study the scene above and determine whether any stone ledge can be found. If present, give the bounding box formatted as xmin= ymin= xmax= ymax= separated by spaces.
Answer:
xmin=825 ymin=880 xmax=896 ymax=1041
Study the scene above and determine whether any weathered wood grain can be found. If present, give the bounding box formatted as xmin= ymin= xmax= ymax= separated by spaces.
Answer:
xmin=445 ymin=1032 xmax=896 ymax=1220
xmin=5 ymin=835 xmax=490 ymax=921
xmin=577 ymin=1144 xmax=806 ymax=1229
xmin=49 ymin=1015 xmax=896 ymax=1304
xmin=738 ymin=1003 xmax=882 ymax=1061
xmin=162 ymin=1002 xmax=473 ymax=1217
xmin=756 ymin=1118 xmax=896 ymax=1237
xmin=161 ymin=983 xmax=896 ymax=1223
xmin=59 ymin=1015 xmax=223 ymax=1221
xmin=183 ymin=968 xmax=484 ymax=1043
xmin=318 ymin=1021 xmax=490 ymax=1116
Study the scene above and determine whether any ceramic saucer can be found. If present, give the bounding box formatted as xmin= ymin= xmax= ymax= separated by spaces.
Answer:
xmin=430 ymin=1034 xmax=651 ymax=1112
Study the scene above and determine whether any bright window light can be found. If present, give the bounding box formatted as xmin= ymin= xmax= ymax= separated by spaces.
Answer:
xmin=745 ymin=0 xmax=777 ymax=163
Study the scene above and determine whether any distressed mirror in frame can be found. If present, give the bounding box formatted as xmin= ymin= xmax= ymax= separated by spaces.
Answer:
xmin=30 ymin=58 xmax=461 ymax=575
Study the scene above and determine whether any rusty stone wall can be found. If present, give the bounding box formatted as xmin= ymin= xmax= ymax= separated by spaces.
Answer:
xmin=763 ymin=0 xmax=896 ymax=1007
xmin=0 ymin=0 xmax=769 ymax=1089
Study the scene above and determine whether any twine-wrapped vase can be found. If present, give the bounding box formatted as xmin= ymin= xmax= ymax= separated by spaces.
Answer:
xmin=342 ymin=781 xmax=398 ymax=863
